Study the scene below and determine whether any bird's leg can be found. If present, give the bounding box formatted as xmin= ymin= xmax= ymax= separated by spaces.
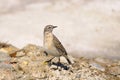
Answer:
xmin=58 ymin=57 xmax=60 ymax=63
xmin=44 ymin=51 xmax=48 ymax=56
xmin=57 ymin=57 xmax=61 ymax=69
xmin=49 ymin=57 xmax=55 ymax=62
xmin=45 ymin=57 xmax=55 ymax=66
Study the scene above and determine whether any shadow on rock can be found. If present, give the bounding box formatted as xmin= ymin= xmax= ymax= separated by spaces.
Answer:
xmin=52 ymin=62 xmax=70 ymax=70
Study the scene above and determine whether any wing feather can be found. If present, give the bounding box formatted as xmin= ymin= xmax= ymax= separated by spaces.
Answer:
xmin=53 ymin=35 xmax=67 ymax=55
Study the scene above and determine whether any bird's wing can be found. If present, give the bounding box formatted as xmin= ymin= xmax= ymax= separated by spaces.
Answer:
xmin=53 ymin=35 xmax=67 ymax=55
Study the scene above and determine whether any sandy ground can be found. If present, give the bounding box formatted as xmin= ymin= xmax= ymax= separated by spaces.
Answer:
xmin=0 ymin=0 xmax=120 ymax=59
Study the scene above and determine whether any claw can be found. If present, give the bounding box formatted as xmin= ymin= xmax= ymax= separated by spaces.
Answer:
xmin=43 ymin=61 xmax=48 ymax=65
xmin=44 ymin=60 xmax=52 ymax=66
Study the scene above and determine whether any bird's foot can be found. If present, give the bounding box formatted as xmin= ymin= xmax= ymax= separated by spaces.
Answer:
xmin=52 ymin=62 xmax=70 ymax=70
xmin=44 ymin=60 xmax=52 ymax=66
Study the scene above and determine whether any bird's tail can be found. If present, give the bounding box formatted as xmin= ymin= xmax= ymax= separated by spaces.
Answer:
xmin=64 ymin=55 xmax=72 ymax=64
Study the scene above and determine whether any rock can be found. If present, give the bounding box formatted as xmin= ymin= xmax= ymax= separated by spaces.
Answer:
xmin=21 ymin=44 xmax=46 ymax=58
xmin=0 ymin=42 xmax=10 ymax=48
xmin=0 ymin=68 xmax=15 ymax=80
xmin=0 ymin=43 xmax=18 ymax=53
xmin=107 ymin=66 xmax=120 ymax=76
xmin=0 ymin=42 xmax=19 ymax=57
xmin=0 ymin=58 xmax=15 ymax=80
xmin=0 ymin=51 xmax=11 ymax=62
xmin=0 ymin=62 xmax=13 ymax=69
xmin=89 ymin=62 xmax=105 ymax=71
xmin=16 ymin=50 xmax=26 ymax=57
xmin=0 ymin=44 xmax=119 ymax=80
xmin=22 ymin=44 xmax=44 ymax=53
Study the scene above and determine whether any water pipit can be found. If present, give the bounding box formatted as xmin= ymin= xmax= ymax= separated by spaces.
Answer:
xmin=44 ymin=25 xmax=71 ymax=65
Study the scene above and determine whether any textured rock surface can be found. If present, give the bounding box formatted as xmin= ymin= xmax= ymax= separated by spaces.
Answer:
xmin=0 ymin=44 xmax=119 ymax=80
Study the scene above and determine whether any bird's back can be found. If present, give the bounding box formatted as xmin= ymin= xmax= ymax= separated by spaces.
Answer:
xmin=53 ymin=35 xmax=68 ymax=55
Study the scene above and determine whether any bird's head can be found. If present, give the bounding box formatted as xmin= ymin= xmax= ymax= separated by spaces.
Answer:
xmin=44 ymin=25 xmax=57 ymax=33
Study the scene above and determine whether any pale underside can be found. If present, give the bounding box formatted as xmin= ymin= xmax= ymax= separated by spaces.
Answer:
xmin=44 ymin=32 xmax=62 ymax=57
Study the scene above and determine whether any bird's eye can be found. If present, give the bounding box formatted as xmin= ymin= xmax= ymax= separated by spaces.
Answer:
xmin=48 ymin=27 xmax=51 ymax=29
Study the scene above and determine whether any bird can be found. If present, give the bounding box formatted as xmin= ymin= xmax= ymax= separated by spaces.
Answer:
xmin=43 ymin=25 xmax=72 ymax=64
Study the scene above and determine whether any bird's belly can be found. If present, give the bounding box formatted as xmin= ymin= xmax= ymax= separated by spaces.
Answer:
xmin=44 ymin=33 xmax=61 ymax=57
xmin=45 ymin=47 xmax=61 ymax=57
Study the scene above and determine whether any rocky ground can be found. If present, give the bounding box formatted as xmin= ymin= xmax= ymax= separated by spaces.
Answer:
xmin=0 ymin=43 xmax=120 ymax=80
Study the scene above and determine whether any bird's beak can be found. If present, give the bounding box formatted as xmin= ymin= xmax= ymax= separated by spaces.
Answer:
xmin=53 ymin=26 xmax=57 ymax=28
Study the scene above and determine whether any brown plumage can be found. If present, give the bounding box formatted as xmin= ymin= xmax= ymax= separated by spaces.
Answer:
xmin=44 ymin=25 xmax=71 ymax=64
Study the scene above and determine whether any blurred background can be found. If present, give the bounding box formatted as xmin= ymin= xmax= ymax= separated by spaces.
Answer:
xmin=0 ymin=0 xmax=120 ymax=59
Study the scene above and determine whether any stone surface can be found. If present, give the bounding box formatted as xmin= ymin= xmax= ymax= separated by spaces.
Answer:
xmin=0 ymin=42 xmax=19 ymax=57
xmin=0 ymin=51 xmax=11 ymax=62
xmin=0 ymin=44 xmax=119 ymax=80
xmin=0 ymin=68 xmax=15 ymax=80
xmin=89 ymin=62 xmax=105 ymax=71
xmin=107 ymin=66 xmax=120 ymax=76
